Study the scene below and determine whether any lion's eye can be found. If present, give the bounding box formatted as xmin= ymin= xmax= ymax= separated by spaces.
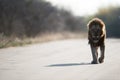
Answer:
xmin=96 ymin=36 xmax=99 ymax=38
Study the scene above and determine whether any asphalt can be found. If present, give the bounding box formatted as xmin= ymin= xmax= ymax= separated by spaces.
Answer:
xmin=0 ymin=39 xmax=120 ymax=80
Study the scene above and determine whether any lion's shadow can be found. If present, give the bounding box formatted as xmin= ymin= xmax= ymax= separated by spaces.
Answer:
xmin=46 ymin=62 xmax=92 ymax=67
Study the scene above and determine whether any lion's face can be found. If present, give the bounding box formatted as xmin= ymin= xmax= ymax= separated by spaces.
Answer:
xmin=89 ymin=24 xmax=102 ymax=43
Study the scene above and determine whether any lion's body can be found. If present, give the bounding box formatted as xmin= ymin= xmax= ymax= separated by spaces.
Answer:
xmin=87 ymin=18 xmax=106 ymax=64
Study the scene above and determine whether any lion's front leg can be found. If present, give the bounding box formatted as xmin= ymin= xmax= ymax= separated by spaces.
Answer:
xmin=90 ymin=45 xmax=99 ymax=64
xmin=99 ymin=44 xmax=105 ymax=63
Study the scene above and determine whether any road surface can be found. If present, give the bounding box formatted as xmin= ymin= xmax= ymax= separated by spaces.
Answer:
xmin=0 ymin=39 xmax=120 ymax=80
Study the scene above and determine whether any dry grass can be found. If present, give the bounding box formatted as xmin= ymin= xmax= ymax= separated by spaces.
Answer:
xmin=0 ymin=32 xmax=87 ymax=48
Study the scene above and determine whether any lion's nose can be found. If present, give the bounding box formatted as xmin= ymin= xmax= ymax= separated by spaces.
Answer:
xmin=95 ymin=37 xmax=99 ymax=40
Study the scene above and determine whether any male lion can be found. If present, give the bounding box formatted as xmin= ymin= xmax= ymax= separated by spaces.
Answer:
xmin=87 ymin=18 xmax=106 ymax=64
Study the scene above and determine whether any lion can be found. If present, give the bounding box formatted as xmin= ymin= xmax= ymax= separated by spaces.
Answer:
xmin=87 ymin=18 xmax=106 ymax=64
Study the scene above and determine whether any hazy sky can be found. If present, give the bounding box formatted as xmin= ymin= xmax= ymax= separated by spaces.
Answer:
xmin=46 ymin=0 xmax=120 ymax=16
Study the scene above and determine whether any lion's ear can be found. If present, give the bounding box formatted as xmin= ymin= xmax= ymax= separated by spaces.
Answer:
xmin=87 ymin=18 xmax=97 ymax=29
xmin=87 ymin=20 xmax=91 ymax=30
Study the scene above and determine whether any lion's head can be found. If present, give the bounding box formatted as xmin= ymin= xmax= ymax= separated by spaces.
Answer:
xmin=87 ymin=18 xmax=106 ymax=43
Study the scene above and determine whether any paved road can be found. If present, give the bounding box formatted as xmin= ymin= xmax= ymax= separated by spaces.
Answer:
xmin=0 ymin=39 xmax=120 ymax=80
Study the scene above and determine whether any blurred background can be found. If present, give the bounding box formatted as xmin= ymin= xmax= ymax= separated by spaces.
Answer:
xmin=0 ymin=0 xmax=120 ymax=48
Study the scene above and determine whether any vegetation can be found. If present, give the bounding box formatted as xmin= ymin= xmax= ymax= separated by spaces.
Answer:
xmin=0 ymin=0 xmax=85 ymax=37
xmin=0 ymin=0 xmax=120 ymax=48
xmin=0 ymin=0 xmax=86 ymax=48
